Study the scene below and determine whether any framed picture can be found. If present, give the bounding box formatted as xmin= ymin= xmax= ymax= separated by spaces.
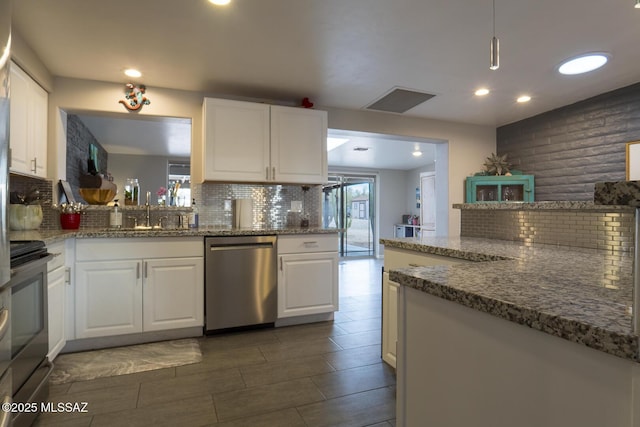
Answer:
xmin=627 ymin=141 xmax=640 ymax=180
xmin=59 ymin=180 xmax=76 ymax=204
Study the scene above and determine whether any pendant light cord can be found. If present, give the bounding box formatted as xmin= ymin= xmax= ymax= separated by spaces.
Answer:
xmin=492 ymin=0 xmax=496 ymax=37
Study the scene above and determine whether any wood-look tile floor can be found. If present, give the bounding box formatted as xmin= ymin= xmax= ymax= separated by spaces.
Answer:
xmin=35 ymin=257 xmax=395 ymax=427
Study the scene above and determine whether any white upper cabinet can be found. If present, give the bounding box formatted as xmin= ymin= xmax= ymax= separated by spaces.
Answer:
xmin=202 ymin=98 xmax=270 ymax=182
xmin=271 ymin=105 xmax=327 ymax=184
xmin=9 ymin=61 xmax=48 ymax=178
xmin=202 ymin=97 xmax=327 ymax=184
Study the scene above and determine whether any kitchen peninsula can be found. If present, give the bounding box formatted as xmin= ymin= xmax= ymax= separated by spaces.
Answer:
xmin=382 ymin=201 xmax=640 ymax=427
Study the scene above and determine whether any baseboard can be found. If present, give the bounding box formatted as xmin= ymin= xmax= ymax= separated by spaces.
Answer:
xmin=275 ymin=312 xmax=334 ymax=327
xmin=60 ymin=327 xmax=203 ymax=354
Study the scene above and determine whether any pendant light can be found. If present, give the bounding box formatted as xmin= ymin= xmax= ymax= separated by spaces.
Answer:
xmin=490 ymin=0 xmax=499 ymax=70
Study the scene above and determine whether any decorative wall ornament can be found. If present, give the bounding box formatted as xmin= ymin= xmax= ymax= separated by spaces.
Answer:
xmin=119 ymin=83 xmax=150 ymax=111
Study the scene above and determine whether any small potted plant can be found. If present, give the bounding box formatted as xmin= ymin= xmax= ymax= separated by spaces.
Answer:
xmin=56 ymin=202 xmax=86 ymax=230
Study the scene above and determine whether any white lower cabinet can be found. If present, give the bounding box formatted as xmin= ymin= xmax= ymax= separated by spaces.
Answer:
xmin=382 ymin=247 xmax=472 ymax=368
xmin=277 ymin=235 xmax=338 ymax=318
xmin=47 ymin=240 xmax=68 ymax=360
xmin=74 ymin=238 xmax=204 ymax=339
xmin=75 ymin=260 xmax=142 ymax=338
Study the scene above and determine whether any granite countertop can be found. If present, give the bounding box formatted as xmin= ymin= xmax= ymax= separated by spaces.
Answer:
xmin=380 ymin=236 xmax=638 ymax=363
xmin=453 ymin=201 xmax=636 ymax=211
xmin=11 ymin=227 xmax=341 ymax=245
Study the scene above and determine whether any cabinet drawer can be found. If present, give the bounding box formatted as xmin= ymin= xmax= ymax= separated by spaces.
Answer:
xmin=47 ymin=241 xmax=66 ymax=272
xmin=384 ymin=247 xmax=472 ymax=270
xmin=76 ymin=237 xmax=203 ymax=261
xmin=278 ymin=234 xmax=338 ymax=254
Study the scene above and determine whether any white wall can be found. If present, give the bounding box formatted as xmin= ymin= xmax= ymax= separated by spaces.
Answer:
xmin=46 ymin=77 xmax=204 ymax=192
xmin=406 ymin=163 xmax=435 ymax=216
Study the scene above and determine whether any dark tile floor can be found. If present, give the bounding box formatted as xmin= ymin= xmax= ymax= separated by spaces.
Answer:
xmin=35 ymin=257 xmax=395 ymax=426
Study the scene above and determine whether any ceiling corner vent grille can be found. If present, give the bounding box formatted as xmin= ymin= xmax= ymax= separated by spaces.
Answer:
xmin=365 ymin=88 xmax=436 ymax=114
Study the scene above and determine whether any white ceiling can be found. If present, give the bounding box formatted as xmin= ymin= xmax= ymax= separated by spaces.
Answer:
xmin=328 ymin=130 xmax=437 ymax=171
xmin=74 ymin=113 xmax=191 ymax=158
xmin=13 ymin=0 xmax=640 ymax=167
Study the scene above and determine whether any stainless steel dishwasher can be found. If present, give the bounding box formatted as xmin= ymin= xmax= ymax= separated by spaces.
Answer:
xmin=205 ymin=235 xmax=277 ymax=333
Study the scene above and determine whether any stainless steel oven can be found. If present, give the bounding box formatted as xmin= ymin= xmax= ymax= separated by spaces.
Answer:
xmin=9 ymin=241 xmax=53 ymax=427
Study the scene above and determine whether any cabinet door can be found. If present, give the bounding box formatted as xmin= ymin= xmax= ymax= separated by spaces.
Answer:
xmin=47 ymin=266 xmax=66 ymax=360
xmin=202 ymin=98 xmax=270 ymax=182
xmin=30 ymin=82 xmax=48 ymax=178
xmin=143 ymin=257 xmax=204 ymax=331
xmin=9 ymin=63 xmax=30 ymax=175
xmin=278 ymin=251 xmax=338 ymax=318
xmin=9 ymin=62 xmax=47 ymax=178
xmin=75 ymin=260 xmax=142 ymax=338
xmin=382 ymin=272 xmax=399 ymax=368
xmin=270 ymin=106 xmax=327 ymax=184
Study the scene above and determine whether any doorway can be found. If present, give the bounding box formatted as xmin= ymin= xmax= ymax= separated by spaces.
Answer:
xmin=323 ymin=174 xmax=376 ymax=257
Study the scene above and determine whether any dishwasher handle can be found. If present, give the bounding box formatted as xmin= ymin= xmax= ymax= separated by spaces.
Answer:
xmin=209 ymin=242 xmax=274 ymax=251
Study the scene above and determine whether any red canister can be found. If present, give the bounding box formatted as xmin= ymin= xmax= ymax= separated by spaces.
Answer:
xmin=60 ymin=213 xmax=81 ymax=230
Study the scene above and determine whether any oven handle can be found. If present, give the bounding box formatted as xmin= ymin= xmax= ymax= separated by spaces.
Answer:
xmin=0 ymin=308 xmax=8 ymax=342
xmin=0 ymin=395 xmax=10 ymax=427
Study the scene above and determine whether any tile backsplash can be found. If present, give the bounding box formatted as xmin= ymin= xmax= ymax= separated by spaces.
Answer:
xmin=193 ymin=182 xmax=322 ymax=228
xmin=9 ymin=176 xmax=323 ymax=231
xmin=460 ymin=209 xmax=635 ymax=252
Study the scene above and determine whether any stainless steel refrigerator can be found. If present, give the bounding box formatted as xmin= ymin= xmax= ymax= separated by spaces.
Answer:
xmin=0 ymin=0 xmax=10 ymax=287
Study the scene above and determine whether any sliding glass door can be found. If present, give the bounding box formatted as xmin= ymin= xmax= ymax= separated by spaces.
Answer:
xmin=323 ymin=174 xmax=375 ymax=257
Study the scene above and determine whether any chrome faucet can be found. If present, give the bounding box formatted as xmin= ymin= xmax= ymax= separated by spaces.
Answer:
xmin=145 ymin=191 xmax=151 ymax=227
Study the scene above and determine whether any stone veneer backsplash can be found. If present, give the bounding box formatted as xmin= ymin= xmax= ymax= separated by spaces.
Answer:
xmin=460 ymin=209 xmax=635 ymax=252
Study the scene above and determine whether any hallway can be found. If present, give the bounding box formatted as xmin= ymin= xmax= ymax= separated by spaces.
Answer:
xmin=36 ymin=257 xmax=395 ymax=426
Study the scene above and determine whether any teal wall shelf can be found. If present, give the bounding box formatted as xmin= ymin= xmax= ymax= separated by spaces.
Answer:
xmin=465 ymin=175 xmax=535 ymax=203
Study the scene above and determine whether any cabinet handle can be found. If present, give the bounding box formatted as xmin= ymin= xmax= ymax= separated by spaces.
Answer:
xmin=272 ymin=167 xmax=276 ymax=180
xmin=31 ymin=158 xmax=37 ymax=173
xmin=65 ymin=267 xmax=71 ymax=285
xmin=145 ymin=261 xmax=148 ymax=279
xmin=137 ymin=262 xmax=140 ymax=279
xmin=7 ymin=148 xmax=10 ymax=168
xmin=279 ymin=256 xmax=283 ymax=271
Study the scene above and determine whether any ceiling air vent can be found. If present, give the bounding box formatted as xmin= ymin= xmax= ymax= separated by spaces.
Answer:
xmin=365 ymin=87 xmax=436 ymax=114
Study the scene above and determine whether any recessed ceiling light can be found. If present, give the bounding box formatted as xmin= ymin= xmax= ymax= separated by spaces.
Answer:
xmin=412 ymin=150 xmax=423 ymax=157
xmin=517 ymin=95 xmax=531 ymax=103
xmin=475 ymin=88 xmax=490 ymax=96
xmin=124 ymin=69 xmax=142 ymax=78
xmin=558 ymin=53 xmax=609 ymax=75
xmin=208 ymin=0 xmax=231 ymax=5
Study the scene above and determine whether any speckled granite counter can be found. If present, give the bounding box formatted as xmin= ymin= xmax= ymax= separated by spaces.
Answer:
xmin=381 ymin=236 xmax=638 ymax=362
xmin=11 ymin=227 xmax=340 ymax=246
xmin=453 ymin=200 xmax=636 ymax=211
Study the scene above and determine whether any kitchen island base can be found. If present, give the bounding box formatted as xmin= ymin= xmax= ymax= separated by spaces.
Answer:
xmin=397 ymin=286 xmax=640 ymax=427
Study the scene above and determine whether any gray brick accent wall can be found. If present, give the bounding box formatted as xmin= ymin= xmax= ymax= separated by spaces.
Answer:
xmin=66 ymin=115 xmax=109 ymax=203
xmin=497 ymin=82 xmax=640 ymax=201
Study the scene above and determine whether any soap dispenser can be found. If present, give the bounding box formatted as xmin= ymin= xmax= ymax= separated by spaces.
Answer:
xmin=110 ymin=199 xmax=122 ymax=228
xmin=189 ymin=198 xmax=199 ymax=229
